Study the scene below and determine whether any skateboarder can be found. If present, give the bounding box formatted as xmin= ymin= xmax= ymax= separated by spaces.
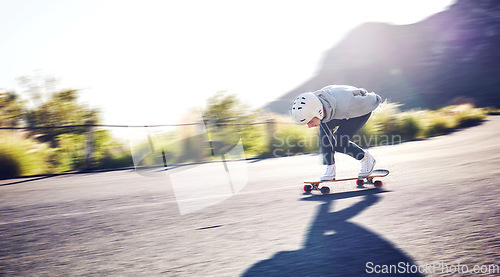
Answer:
xmin=291 ymin=85 xmax=381 ymax=181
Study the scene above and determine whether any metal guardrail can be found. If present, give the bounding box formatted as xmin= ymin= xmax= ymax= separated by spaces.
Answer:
xmin=0 ymin=121 xmax=293 ymax=129
xmin=0 ymin=120 xmax=293 ymax=169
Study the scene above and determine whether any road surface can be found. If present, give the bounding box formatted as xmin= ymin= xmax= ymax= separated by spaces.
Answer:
xmin=1 ymin=117 xmax=499 ymax=276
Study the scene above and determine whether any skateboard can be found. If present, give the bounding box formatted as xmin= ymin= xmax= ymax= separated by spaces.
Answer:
xmin=303 ymin=169 xmax=389 ymax=195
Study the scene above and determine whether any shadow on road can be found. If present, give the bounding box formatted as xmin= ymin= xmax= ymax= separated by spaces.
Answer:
xmin=242 ymin=189 xmax=423 ymax=276
xmin=0 ymin=175 xmax=55 ymax=187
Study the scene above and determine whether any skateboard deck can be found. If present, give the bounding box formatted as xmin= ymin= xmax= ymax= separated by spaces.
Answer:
xmin=303 ymin=169 xmax=389 ymax=194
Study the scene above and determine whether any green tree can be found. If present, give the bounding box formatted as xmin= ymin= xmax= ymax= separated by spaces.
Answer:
xmin=1 ymin=74 xmax=134 ymax=176
xmin=0 ymin=90 xmax=25 ymax=127
xmin=25 ymin=89 xmax=100 ymax=147
xmin=202 ymin=92 xmax=264 ymax=157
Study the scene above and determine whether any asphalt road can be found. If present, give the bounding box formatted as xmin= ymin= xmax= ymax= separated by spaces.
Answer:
xmin=1 ymin=117 xmax=499 ymax=276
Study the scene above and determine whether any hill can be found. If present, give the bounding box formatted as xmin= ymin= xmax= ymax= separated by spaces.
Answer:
xmin=265 ymin=0 xmax=500 ymax=115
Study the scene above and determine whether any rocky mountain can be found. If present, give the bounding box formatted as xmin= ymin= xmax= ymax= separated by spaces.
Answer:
xmin=266 ymin=0 xmax=500 ymax=114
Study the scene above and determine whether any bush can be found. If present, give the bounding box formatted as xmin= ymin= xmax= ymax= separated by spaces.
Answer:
xmin=271 ymin=123 xmax=318 ymax=155
xmin=423 ymin=115 xmax=453 ymax=137
xmin=420 ymin=104 xmax=486 ymax=136
xmin=454 ymin=105 xmax=486 ymax=128
xmin=54 ymin=133 xmax=86 ymax=172
xmin=396 ymin=113 xmax=422 ymax=140
xmin=0 ymin=148 xmax=21 ymax=179
xmin=355 ymin=102 xmax=486 ymax=144
xmin=485 ymin=107 xmax=500 ymax=115
xmin=0 ymin=131 xmax=50 ymax=178
xmin=98 ymin=148 xmax=133 ymax=169
xmin=355 ymin=101 xmax=404 ymax=147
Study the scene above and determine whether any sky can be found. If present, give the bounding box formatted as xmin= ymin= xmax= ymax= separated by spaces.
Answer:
xmin=0 ymin=0 xmax=454 ymax=126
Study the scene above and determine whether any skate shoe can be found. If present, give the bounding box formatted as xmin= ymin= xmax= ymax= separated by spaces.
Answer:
xmin=358 ymin=152 xmax=376 ymax=177
xmin=321 ymin=164 xmax=336 ymax=181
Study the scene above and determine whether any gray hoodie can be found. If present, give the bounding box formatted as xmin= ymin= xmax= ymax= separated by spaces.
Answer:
xmin=314 ymin=85 xmax=382 ymax=121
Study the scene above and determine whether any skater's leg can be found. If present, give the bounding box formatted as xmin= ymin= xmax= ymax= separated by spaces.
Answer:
xmin=319 ymin=120 xmax=339 ymax=180
xmin=333 ymin=113 xmax=371 ymax=160
xmin=319 ymin=120 xmax=339 ymax=165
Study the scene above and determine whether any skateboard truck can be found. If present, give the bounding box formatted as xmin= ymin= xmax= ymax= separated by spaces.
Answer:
xmin=303 ymin=169 xmax=389 ymax=195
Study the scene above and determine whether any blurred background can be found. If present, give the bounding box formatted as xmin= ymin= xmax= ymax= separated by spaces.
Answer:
xmin=2 ymin=1 xmax=500 ymax=276
xmin=2 ymin=0 xmax=499 ymax=178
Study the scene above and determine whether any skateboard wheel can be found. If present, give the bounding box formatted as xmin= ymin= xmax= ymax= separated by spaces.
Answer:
xmin=374 ymin=180 xmax=383 ymax=188
xmin=356 ymin=179 xmax=364 ymax=187
xmin=320 ymin=186 xmax=330 ymax=195
xmin=304 ymin=185 xmax=313 ymax=193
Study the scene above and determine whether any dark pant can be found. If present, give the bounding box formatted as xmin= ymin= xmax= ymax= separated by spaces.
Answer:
xmin=320 ymin=113 xmax=371 ymax=165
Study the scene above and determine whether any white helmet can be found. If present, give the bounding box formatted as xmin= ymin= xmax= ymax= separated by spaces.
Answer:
xmin=291 ymin=92 xmax=324 ymax=124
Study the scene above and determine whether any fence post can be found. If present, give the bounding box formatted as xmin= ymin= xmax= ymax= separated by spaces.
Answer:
xmin=85 ymin=124 xmax=94 ymax=170
xmin=266 ymin=119 xmax=276 ymax=154
xmin=197 ymin=121 xmax=205 ymax=162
